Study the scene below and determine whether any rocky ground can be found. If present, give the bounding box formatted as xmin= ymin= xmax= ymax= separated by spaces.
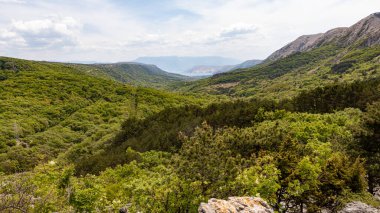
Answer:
xmin=198 ymin=197 xmax=273 ymax=213
xmin=337 ymin=201 xmax=380 ymax=213
xmin=198 ymin=197 xmax=380 ymax=213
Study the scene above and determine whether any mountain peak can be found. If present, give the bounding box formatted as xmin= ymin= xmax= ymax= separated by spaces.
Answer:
xmin=267 ymin=13 xmax=380 ymax=61
xmin=371 ymin=12 xmax=380 ymax=19
xmin=342 ymin=12 xmax=380 ymax=46
xmin=355 ymin=12 xmax=380 ymax=29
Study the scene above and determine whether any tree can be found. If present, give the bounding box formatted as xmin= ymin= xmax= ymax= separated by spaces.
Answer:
xmin=356 ymin=101 xmax=380 ymax=193
xmin=235 ymin=155 xmax=281 ymax=206
xmin=286 ymin=156 xmax=321 ymax=212
xmin=175 ymin=122 xmax=242 ymax=197
xmin=318 ymin=153 xmax=367 ymax=209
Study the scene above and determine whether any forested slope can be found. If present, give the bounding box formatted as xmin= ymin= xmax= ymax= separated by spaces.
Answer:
xmin=69 ymin=62 xmax=191 ymax=89
xmin=0 ymin=57 xmax=209 ymax=174
xmin=2 ymin=76 xmax=380 ymax=212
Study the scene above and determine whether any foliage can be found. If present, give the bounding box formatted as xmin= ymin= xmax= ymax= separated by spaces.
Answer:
xmin=347 ymin=101 xmax=380 ymax=193
xmin=0 ymin=107 xmax=372 ymax=212
xmin=175 ymin=122 xmax=243 ymax=198
xmin=290 ymin=77 xmax=380 ymax=113
xmin=235 ymin=156 xmax=281 ymax=205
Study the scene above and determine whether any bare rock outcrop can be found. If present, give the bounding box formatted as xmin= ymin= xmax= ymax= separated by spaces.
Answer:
xmin=198 ymin=197 xmax=273 ymax=213
xmin=338 ymin=201 xmax=380 ymax=213
xmin=374 ymin=187 xmax=380 ymax=201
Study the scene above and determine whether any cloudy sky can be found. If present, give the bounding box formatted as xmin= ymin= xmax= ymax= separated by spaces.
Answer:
xmin=0 ymin=0 xmax=379 ymax=62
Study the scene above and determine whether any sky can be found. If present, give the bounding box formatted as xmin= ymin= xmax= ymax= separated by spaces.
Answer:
xmin=0 ymin=0 xmax=379 ymax=63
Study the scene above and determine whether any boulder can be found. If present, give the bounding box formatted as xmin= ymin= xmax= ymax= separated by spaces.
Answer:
xmin=198 ymin=197 xmax=273 ymax=213
xmin=119 ymin=206 xmax=128 ymax=213
xmin=374 ymin=187 xmax=380 ymax=201
xmin=338 ymin=201 xmax=380 ymax=213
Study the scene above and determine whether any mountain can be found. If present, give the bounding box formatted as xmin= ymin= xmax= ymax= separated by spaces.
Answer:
xmin=134 ymin=56 xmax=242 ymax=75
xmin=77 ymin=62 xmax=192 ymax=89
xmin=66 ymin=60 xmax=104 ymax=64
xmin=186 ymin=59 xmax=262 ymax=76
xmin=267 ymin=12 xmax=380 ymax=61
xmin=41 ymin=60 xmax=192 ymax=88
xmin=227 ymin=59 xmax=262 ymax=71
xmin=176 ymin=13 xmax=380 ymax=98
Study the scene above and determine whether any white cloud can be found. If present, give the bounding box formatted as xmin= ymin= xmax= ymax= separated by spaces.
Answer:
xmin=123 ymin=34 xmax=167 ymax=47
xmin=0 ymin=16 xmax=81 ymax=49
xmin=0 ymin=29 xmax=18 ymax=39
xmin=0 ymin=0 xmax=379 ymax=66
xmin=117 ymin=23 xmax=257 ymax=49
xmin=0 ymin=0 xmax=26 ymax=4
xmin=220 ymin=23 xmax=257 ymax=38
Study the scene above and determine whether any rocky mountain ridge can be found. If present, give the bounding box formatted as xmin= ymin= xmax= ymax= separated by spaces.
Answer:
xmin=267 ymin=12 xmax=380 ymax=61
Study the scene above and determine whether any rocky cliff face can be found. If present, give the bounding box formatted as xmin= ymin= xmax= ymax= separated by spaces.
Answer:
xmin=198 ymin=197 xmax=273 ymax=213
xmin=267 ymin=13 xmax=380 ymax=61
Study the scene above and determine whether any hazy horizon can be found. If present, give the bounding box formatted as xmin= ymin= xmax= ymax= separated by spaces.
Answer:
xmin=0 ymin=0 xmax=379 ymax=63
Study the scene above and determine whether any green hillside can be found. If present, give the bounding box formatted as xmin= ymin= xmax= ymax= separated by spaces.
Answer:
xmin=68 ymin=62 xmax=191 ymax=89
xmin=68 ymin=75 xmax=380 ymax=176
xmin=0 ymin=57 xmax=209 ymax=174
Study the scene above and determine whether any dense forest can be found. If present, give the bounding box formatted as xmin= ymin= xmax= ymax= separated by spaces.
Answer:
xmin=1 ymin=66 xmax=380 ymax=212
xmin=0 ymin=57 xmax=211 ymax=174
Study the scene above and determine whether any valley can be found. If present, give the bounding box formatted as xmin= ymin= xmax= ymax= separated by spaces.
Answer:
xmin=0 ymin=11 xmax=380 ymax=213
